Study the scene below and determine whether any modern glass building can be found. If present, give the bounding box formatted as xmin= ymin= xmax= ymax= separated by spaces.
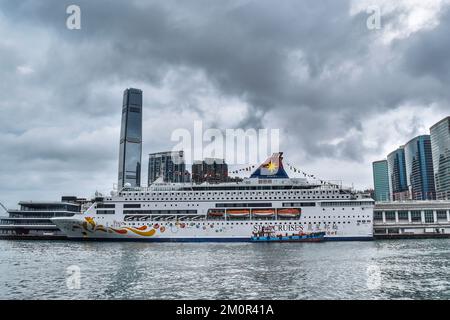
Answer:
xmin=404 ymin=135 xmax=436 ymax=200
xmin=430 ymin=116 xmax=450 ymax=200
xmin=118 ymin=88 xmax=142 ymax=188
xmin=148 ymin=151 xmax=187 ymax=185
xmin=387 ymin=146 xmax=408 ymax=200
xmin=372 ymin=160 xmax=390 ymax=201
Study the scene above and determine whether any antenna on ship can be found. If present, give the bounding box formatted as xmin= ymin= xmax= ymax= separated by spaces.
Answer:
xmin=0 ymin=201 xmax=8 ymax=215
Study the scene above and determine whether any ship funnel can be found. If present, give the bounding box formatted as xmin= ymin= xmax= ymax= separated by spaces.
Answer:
xmin=250 ymin=152 xmax=289 ymax=179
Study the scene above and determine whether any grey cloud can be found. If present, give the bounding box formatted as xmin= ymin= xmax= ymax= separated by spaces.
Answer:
xmin=1 ymin=0 xmax=450 ymax=206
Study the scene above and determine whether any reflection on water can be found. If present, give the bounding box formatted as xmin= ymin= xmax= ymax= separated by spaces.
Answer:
xmin=0 ymin=239 xmax=449 ymax=299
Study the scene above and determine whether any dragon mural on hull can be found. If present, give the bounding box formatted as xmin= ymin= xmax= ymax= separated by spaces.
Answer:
xmin=74 ymin=217 xmax=160 ymax=237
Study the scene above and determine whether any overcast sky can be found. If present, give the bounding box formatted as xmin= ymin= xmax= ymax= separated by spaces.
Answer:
xmin=1 ymin=0 xmax=450 ymax=209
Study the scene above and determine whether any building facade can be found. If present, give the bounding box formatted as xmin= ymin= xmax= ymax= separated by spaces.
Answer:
xmin=148 ymin=151 xmax=187 ymax=185
xmin=0 ymin=197 xmax=86 ymax=239
xmin=404 ymin=135 xmax=435 ymax=200
xmin=387 ymin=147 xmax=408 ymax=200
xmin=430 ymin=116 xmax=450 ymax=200
xmin=372 ymin=160 xmax=390 ymax=201
xmin=373 ymin=201 xmax=450 ymax=238
xmin=191 ymin=158 xmax=228 ymax=184
xmin=118 ymin=88 xmax=143 ymax=188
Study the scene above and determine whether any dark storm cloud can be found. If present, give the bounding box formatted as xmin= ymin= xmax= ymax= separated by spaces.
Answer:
xmin=0 ymin=0 xmax=450 ymax=206
xmin=400 ymin=8 xmax=450 ymax=83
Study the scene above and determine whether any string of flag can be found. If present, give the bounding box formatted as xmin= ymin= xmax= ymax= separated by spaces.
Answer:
xmin=229 ymin=164 xmax=257 ymax=174
xmin=285 ymin=162 xmax=340 ymax=188
xmin=228 ymin=162 xmax=340 ymax=188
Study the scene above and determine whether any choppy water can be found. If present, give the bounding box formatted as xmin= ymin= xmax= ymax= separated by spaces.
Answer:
xmin=0 ymin=239 xmax=449 ymax=299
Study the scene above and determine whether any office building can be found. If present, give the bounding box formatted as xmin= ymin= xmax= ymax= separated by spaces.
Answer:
xmin=148 ymin=151 xmax=187 ymax=184
xmin=192 ymin=158 xmax=228 ymax=184
xmin=118 ymin=88 xmax=143 ymax=188
xmin=387 ymin=147 xmax=408 ymax=200
xmin=404 ymin=135 xmax=435 ymax=200
xmin=372 ymin=160 xmax=390 ymax=201
xmin=430 ymin=116 xmax=450 ymax=199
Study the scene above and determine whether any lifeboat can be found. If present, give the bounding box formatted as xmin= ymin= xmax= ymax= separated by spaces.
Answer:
xmin=226 ymin=209 xmax=250 ymax=217
xmin=252 ymin=209 xmax=275 ymax=217
xmin=277 ymin=208 xmax=301 ymax=217
xmin=208 ymin=210 xmax=225 ymax=217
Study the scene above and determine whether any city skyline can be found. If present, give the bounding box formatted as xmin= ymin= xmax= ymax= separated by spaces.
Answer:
xmin=1 ymin=1 xmax=450 ymax=208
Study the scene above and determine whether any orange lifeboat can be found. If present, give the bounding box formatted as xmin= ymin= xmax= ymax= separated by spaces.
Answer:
xmin=277 ymin=208 xmax=301 ymax=217
xmin=227 ymin=209 xmax=250 ymax=217
xmin=252 ymin=209 xmax=275 ymax=217
xmin=208 ymin=210 xmax=225 ymax=217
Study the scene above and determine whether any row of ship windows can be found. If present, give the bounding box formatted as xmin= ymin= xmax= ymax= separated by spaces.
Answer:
xmin=122 ymin=221 xmax=370 ymax=226
xmin=96 ymin=207 xmax=369 ymax=215
xmin=120 ymin=196 xmax=350 ymax=201
xmin=305 ymin=215 xmax=370 ymax=219
xmin=100 ymin=203 xmax=366 ymax=210
xmin=322 ymin=208 xmax=366 ymax=211
xmin=86 ymin=216 xmax=371 ymax=225
xmin=120 ymin=191 xmax=345 ymax=196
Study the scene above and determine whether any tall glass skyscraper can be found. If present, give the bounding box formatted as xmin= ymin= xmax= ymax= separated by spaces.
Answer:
xmin=118 ymin=88 xmax=142 ymax=188
xmin=430 ymin=116 xmax=450 ymax=199
xmin=148 ymin=151 xmax=187 ymax=185
xmin=372 ymin=160 xmax=390 ymax=201
xmin=404 ymin=135 xmax=435 ymax=200
xmin=387 ymin=146 xmax=408 ymax=200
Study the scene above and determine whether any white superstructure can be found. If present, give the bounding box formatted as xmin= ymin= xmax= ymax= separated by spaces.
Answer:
xmin=52 ymin=153 xmax=374 ymax=241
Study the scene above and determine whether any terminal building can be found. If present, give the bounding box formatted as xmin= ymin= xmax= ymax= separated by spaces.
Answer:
xmin=373 ymin=201 xmax=450 ymax=238
xmin=0 ymin=196 xmax=89 ymax=239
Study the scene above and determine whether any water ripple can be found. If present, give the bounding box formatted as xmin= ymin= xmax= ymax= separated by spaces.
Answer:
xmin=0 ymin=239 xmax=449 ymax=299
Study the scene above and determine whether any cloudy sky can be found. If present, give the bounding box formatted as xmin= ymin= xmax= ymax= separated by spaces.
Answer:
xmin=1 ymin=0 xmax=450 ymax=208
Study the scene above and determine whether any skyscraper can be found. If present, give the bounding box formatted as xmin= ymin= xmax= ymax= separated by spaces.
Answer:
xmin=148 ymin=151 xmax=187 ymax=185
xmin=372 ymin=160 xmax=390 ymax=201
xmin=430 ymin=116 xmax=450 ymax=199
xmin=404 ymin=135 xmax=435 ymax=200
xmin=118 ymin=88 xmax=142 ymax=188
xmin=387 ymin=146 xmax=408 ymax=200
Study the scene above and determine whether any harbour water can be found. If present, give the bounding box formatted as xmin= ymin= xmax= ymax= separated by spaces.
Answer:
xmin=0 ymin=239 xmax=449 ymax=300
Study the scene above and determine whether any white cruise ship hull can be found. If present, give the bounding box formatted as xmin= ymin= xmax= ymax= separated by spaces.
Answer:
xmin=52 ymin=214 xmax=373 ymax=242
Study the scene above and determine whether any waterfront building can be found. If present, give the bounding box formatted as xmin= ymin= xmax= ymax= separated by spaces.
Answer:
xmin=430 ymin=116 xmax=450 ymax=200
xmin=372 ymin=160 xmax=390 ymax=201
xmin=387 ymin=147 xmax=408 ymax=201
xmin=118 ymin=88 xmax=143 ymax=188
xmin=148 ymin=151 xmax=187 ymax=185
xmin=191 ymin=158 xmax=228 ymax=184
xmin=0 ymin=197 xmax=87 ymax=239
xmin=373 ymin=201 xmax=450 ymax=238
xmin=404 ymin=135 xmax=436 ymax=200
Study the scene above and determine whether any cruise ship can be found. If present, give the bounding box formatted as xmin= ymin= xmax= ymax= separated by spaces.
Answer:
xmin=52 ymin=153 xmax=374 ymax=241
